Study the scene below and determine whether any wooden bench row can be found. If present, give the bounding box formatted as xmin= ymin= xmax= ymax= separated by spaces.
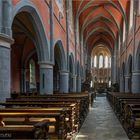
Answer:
xmin=107 ymin=92 xmax=140 ymax=139
xmin=6 ymin=93 xmax=90 ymax=127
xmin=0 ymin=107 xmax=69 ymax=139
xmin=0 ymin=92 xmax=95 ymax=139
xmin=0 ymin=104 xmax=77 ymax=139
xmin=0 ymin=120 xmax=49 ymax=139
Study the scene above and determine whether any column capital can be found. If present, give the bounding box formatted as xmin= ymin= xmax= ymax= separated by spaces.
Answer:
xmin=59 ymin=70 xmax=69 ymax=75
xmin=124 ymin=74 xmax=131 ymax=78
xmin=38 ymin=61 xmax=53 ymax=69
xmin=72 ymin=74 xmax=77 ymax=78
xmin=77 ymin=76 xmax=81 ymax=79
xmin=0 ymin=33 xmax=14 ymax=48
xmin=132 ymin=71 xmax=140 ymax=76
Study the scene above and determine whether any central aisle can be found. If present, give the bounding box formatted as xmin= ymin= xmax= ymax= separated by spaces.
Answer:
xmin=75 ymin=95 xmax=129 ymax=140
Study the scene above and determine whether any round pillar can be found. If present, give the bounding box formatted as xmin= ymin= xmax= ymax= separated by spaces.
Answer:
xmin=39 ymin=62 xmax=53 ymax=95
xmin=59 ymin=71 xmax=69 ymax=93
xmin=77 ymin=76 xmax=81 ymax=92
xmin=119 ymin=74 xmax=125 ymax=92
xmin=0 ymin=34 xmax=13 ymax=101
xmin=124 ymin=75 xmax=131 ymax=93
xmin=71 ymin=75 xmax=77 ymax=92
xmin=132 ymin=71 xmax=140 ymax=93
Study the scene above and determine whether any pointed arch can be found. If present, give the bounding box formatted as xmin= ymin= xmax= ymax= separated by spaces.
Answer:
xmin=54 ymin=40 xmax=67 ymax=70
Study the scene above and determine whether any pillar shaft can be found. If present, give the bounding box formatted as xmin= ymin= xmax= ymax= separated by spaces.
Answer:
xmin=132 ymin=71 xmax=140 ymax=93
xmin=112 ymin=56 xmax=117 ymax=84
xmin=0 ymin=34 xmax=13 ymax=101
xmin=0 ymin=1 xmax=2 ymax=31
xmin=77 ymin=76 xmax=81 ymax=92
xmin=49 ymin=0 xmax=54 ymax=62
xmin=59 ymin=71 xmax=69 ymax=93
xmin=119 ymin=74 xmax=125 ymax=92
xmin=72 ymin=75 xmax=77 ymax=92
xmin=124 ymin=75 xmax=131 ymax=93
xmin=1 ymin=0 xmax=12 ymax=35
xmin=39 ymin=63 xmax=53 ymax=95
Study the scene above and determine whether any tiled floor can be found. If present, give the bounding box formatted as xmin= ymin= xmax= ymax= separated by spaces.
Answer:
xmin=75 ymin=95 xmax=129 ymax=140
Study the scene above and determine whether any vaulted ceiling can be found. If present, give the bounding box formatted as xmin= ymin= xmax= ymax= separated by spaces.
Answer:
xmin=73 ymin=0 xmax=130 ymax=52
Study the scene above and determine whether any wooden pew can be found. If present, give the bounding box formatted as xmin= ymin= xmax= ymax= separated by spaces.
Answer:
xmin=5 ymin=99 xmax=81 ymax=128
xmin=107 ymin=92 xmax=140 ymax=139
xmin=125 ymin=105 xmax=140 ymax=139
xmin=6 ymin=94 xmax=89 ymax=129
xmin=118 ymin=99 xmax=140 ymax=121
xmin=0 ymin=102 xmax=78 ymax=136
xmin=0 ymin=108 xmax=68 ymax=139
xmin=6 ymin=92 xmax=91 ymax=136
xmin=0 ymin=120 xmax=49 ymax=139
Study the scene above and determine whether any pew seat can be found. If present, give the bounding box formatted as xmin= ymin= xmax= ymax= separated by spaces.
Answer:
xmin=0 ymin=120 xmax=49 ymax=139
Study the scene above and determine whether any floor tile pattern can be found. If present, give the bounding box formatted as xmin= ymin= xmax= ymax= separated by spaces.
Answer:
xmin=75 ymin=96 xmax=129 ymax=140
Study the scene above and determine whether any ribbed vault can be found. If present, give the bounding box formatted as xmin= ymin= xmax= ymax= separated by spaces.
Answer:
xmin=73 ymin=0 xmax=129 ymax=50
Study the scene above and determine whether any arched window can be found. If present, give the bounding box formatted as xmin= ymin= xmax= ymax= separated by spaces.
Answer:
xmin=109 ymin=78 xmax=111 ymax=87
xmin=94 ymin=55 xmax=97 ymax=67
xmin=99 ymin=55 xmax=103 ymax=68
xmin=90 ymin=81 xmax=93 ymax=88
xmin=129 ymin=0 xmax=133 ymax=30
xmin=105 ymin=56 xmax=108 ymax=68
xmin=29 ymin=59 xmax=36 ymax=90
xmin=109 ymin=57 xmax=111 ymax=68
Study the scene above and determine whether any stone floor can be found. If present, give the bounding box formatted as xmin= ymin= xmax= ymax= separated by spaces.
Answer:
xmin=75 ymin=95 xmax=129 ymax=140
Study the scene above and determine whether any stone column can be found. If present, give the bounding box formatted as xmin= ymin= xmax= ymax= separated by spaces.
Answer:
xmin=59 ymin=71 xmax=69 ymax=93
xmin=112 ymin=49 xmax=117 ymax=84
xmin=72 ymin=75 xmax=77 ymax=92
xmin=39 ymin=62 xmax=53 ymax=95
xmin=49 ymin=0 xmax=54 ymax=62
xmin=0 ymin=34 xmax=13 ymax=101
xmin=119 ymin=74 xmax=125 ymax=92
xmin=1 ymin=0 xmax=12 ymax=36
xmin=77 ymin=76 xmax=81 ymax=92
xmin=111 ymin=55 xmax=114 ymax=83
xmin=132 ymin=71 xmax=140 ymax=93
xmin=0 ymin=1 xmax=2 ymax=32
xmin=66 ymin=0 xmax=70 ymax=70
xmin=124 ymin=75 xmax=131 ymax=93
